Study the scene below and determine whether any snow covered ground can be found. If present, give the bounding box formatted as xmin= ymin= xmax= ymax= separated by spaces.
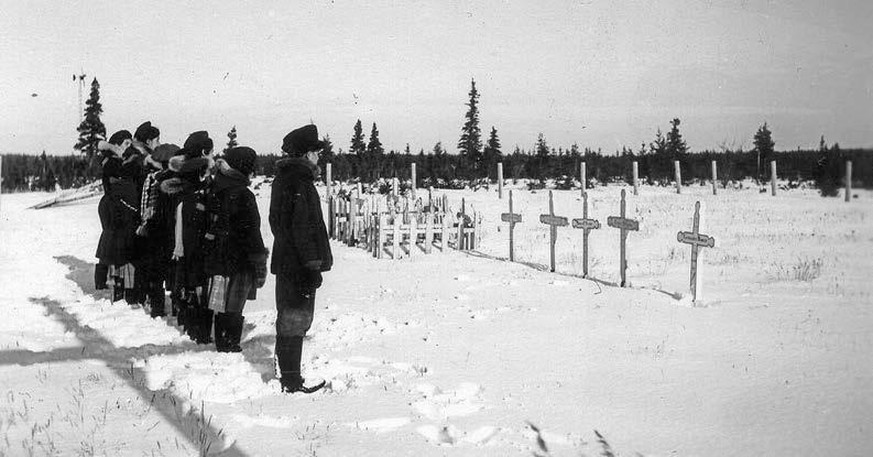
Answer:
xmin=1 ymin=182 xmax=871 ymax=456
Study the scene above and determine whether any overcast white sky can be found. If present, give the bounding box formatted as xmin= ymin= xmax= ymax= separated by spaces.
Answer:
xmin=1 ymin=0 xmax=871 ymax=155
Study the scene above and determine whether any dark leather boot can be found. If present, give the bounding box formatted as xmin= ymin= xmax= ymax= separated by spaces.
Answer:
xmin=223 ymin=314 xmax=244 ymax=353
xmin=149 ymin=284 xmax=166 ymax=318
xmin=213 ymin=313 xmax=228 ymax=352
xmin=193 ymin=309 xmax=214 ymax=345
xmin=276 ymin=336 xmax=324 ymax=394
xmin=95 ymin=264 xmax=109 ymax=290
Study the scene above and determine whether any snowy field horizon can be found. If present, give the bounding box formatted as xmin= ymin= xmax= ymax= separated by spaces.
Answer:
xmin=1 ymin=182 xmax=871 ymax=456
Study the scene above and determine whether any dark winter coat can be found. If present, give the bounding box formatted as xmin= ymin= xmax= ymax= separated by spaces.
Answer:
xmin=204 ymin=161 xmax=267 ymax=278
xmin=136 ymin=167 xmax=175 ymax=283
xmin=166 ymin=176 xmax=210 ymax=290
xmin=269 ymin=157 xmax=332 ymax=285
xmin=95 ymin=154 xmax=141 ymax=265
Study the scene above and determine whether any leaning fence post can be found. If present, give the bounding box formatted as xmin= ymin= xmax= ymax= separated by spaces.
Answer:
xmin=674 ymin=160 xmax=682 ymax=194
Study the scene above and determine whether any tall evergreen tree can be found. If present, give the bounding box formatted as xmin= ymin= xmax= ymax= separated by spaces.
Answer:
xmin=74 ymin=78 xmax=106 ymax=160
xmin=665 ymin=118 xmax=688 ymax=156
xmin=457 ymin=78 xmax=483 ymax=168
xmin=484 ymin=126 xmax=502 ymax=158
xmin=225 ymin=125 xmax=238 ymax=153
xmin=535 ymin=133 xmax=550 ymax=157
xmin=367 ymin=123 xmax=384 ymax=156
xmin=350 ymin=119 xmax=366 ymax=155
xmin=753 ymin=122 xmax=775 ymax=181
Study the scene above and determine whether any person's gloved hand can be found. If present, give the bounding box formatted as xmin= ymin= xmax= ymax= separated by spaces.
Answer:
xmin=299 ymin=269 xmax=322 ymax=296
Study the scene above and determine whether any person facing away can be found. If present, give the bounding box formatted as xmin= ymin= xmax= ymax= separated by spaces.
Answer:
xmin=269 ymin=124 xmax=333 ymax=394
xmin=137 ymin=142 xmax=181 ymax=318
xmin=95 ymin=129 xmax=132 ymax=296
xmin=202 ymin=146 xmax=268 ymax=352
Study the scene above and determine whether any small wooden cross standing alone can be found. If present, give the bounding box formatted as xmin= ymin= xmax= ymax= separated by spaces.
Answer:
xmin=677 ymin=201 xmax=715 ymax=303
xmin=539 ymin=190 xmax=569 ymax=272
xmin=571 ymin=192 xmax=601 ymax=278
xmin=500 ymin=190 xmax=522 ymax=262
xmin=607 ymin=189 xmax=639 ymax=287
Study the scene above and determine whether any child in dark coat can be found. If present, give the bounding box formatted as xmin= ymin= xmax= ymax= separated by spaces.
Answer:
xmin=204 ymin=147 xmax=268 ymax=352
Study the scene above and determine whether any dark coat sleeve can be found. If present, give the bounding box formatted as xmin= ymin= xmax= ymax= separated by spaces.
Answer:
xmin=231 ymin=188 xmax=266 ymax=264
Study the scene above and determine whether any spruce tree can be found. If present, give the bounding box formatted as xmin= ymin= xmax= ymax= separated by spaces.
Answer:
xmin=350 ymin=119 xmax=366 ymax=155
xmin=367 ymin=123 xmax=384 ymax=156
xmin=753 ymin=122 xmax=775 ymax=181
xmin=74 ymin=78 xmax=106 ymax=160
xmin=225 ymin=125 xmax=238 ymax=153
xmin=665 ymin=118 xmax=687 ymax=157
xmin=457 ymin=78 xmax=483 ymax=169
xmin=484 ymin=127 xmax=502 ymax=159
xmin=535 ymin=133 xmax=550 ymax=157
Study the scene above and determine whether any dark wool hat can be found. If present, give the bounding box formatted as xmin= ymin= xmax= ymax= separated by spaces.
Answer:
xmin=108 ymin=130 xmax=133 ymax=146
xmin=152 ymin=143 xmax=181 ymax=163
xmin=183 ymin=131 xmax=214 ymax=158
xmin=281 ymin=124 xmax=325 ymax=155
xmin=178 ymin=156 xmax=211 ymax=176
xmin=134 ymin=122 xmax=160 ymax=142
xmin=225 ymin=146 xmax=258 ymax=176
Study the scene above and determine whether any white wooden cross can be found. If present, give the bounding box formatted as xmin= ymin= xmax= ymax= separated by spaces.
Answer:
xmin=500 ymin=190 xmax=522 ymax=262
xmin=571 ymin=192 xmax=601 ymax=278
xmin=607 ymin=189 xmax=639 ymax=287
xmin=677 ymin=201 xmax=715 ymax=303
xmin=539 ymin=190 xmax=568 ymax=272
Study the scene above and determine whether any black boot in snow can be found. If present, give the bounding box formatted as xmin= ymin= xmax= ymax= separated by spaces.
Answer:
xmin=149 ymin=284 xmax=166 ymax=318
xmin=192 ymin=309 xmax=214 ymax=345
xmin=276 ymin=336 xmax=324 ymax=394
xmin=223 ymin=313 xmax=244 ymax=353
xmin=95 ymin=264 xmax=109 ymax=290
xmin=213 ymin=313 xmax=228 ymax=352
xmin=111 ymin=276 xmax=125 ymax=303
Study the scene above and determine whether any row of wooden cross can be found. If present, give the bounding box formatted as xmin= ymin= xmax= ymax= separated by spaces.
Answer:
xmin=502 ymin=189 xmax=716 ymax=303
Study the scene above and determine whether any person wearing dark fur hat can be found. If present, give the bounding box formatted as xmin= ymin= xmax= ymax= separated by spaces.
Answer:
xmin=269 ymin=124 xmax=332 ymax=394
xmin=166 ymin=155 xmax=214 ymax=343
xmin=203 ymin=146 xmax=268 ymax=352
xmin=136 ymin=143 xmax=180 ymax=318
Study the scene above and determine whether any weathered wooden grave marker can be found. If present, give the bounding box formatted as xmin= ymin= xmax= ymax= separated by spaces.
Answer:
xmin=674 ymin=160 xmax=682 ymax=194
xmin=571 ymin=192 xmax=601 ymax=278
xmin=500 ymin=190 xmax=522 ymax=261
xmin=632 ymin=161 xmax=639 ymax=195
xmin=677 ymin=201 xmax=715 ymax=303
xmin=539 ymin=190 xmax=569 ymax=272
xmin=580 ymin=162 xmax=587 ymax=197
xmin=392 ymin=176 xmax=399 ymax=196
xmin=607 ymin=189 xmax=639 ymax=287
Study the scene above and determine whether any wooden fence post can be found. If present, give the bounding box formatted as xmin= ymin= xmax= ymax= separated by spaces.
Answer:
xmin=392 ymin=177 xmax=399 ymax=197
xmin=674 ymin=160 xmax=682 ymax=194
xmin=497 ymin=162 xmax=504 ymax=199
xmin=411 ymin=163 xmax=417 ymax=201
xmin=325 ymin=163 xmax=332 ymax=201
xmin=845 ymin=160 xmax=853 ymax=202
xmin=770 ymin=160 xmax=777 ymax=196
xmin=580 ymin=162 xmax=587 ymax=196
xmin=632 ymin=161 xmax=639 ymax=196
xmin=711 ymin=160 xmax=717 ymax=196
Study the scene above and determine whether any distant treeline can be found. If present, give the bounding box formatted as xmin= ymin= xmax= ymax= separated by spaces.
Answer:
xmin=2 ymin=147 xmax=869 ymax=194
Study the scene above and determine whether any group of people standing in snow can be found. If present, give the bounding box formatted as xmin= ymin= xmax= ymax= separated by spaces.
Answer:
xmin=94 ymin=122 xmax=332 ymax=394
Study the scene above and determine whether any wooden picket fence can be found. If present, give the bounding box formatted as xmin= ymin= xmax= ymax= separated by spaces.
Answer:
xmin=327 ymin=192 xmax=481 ymax=260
